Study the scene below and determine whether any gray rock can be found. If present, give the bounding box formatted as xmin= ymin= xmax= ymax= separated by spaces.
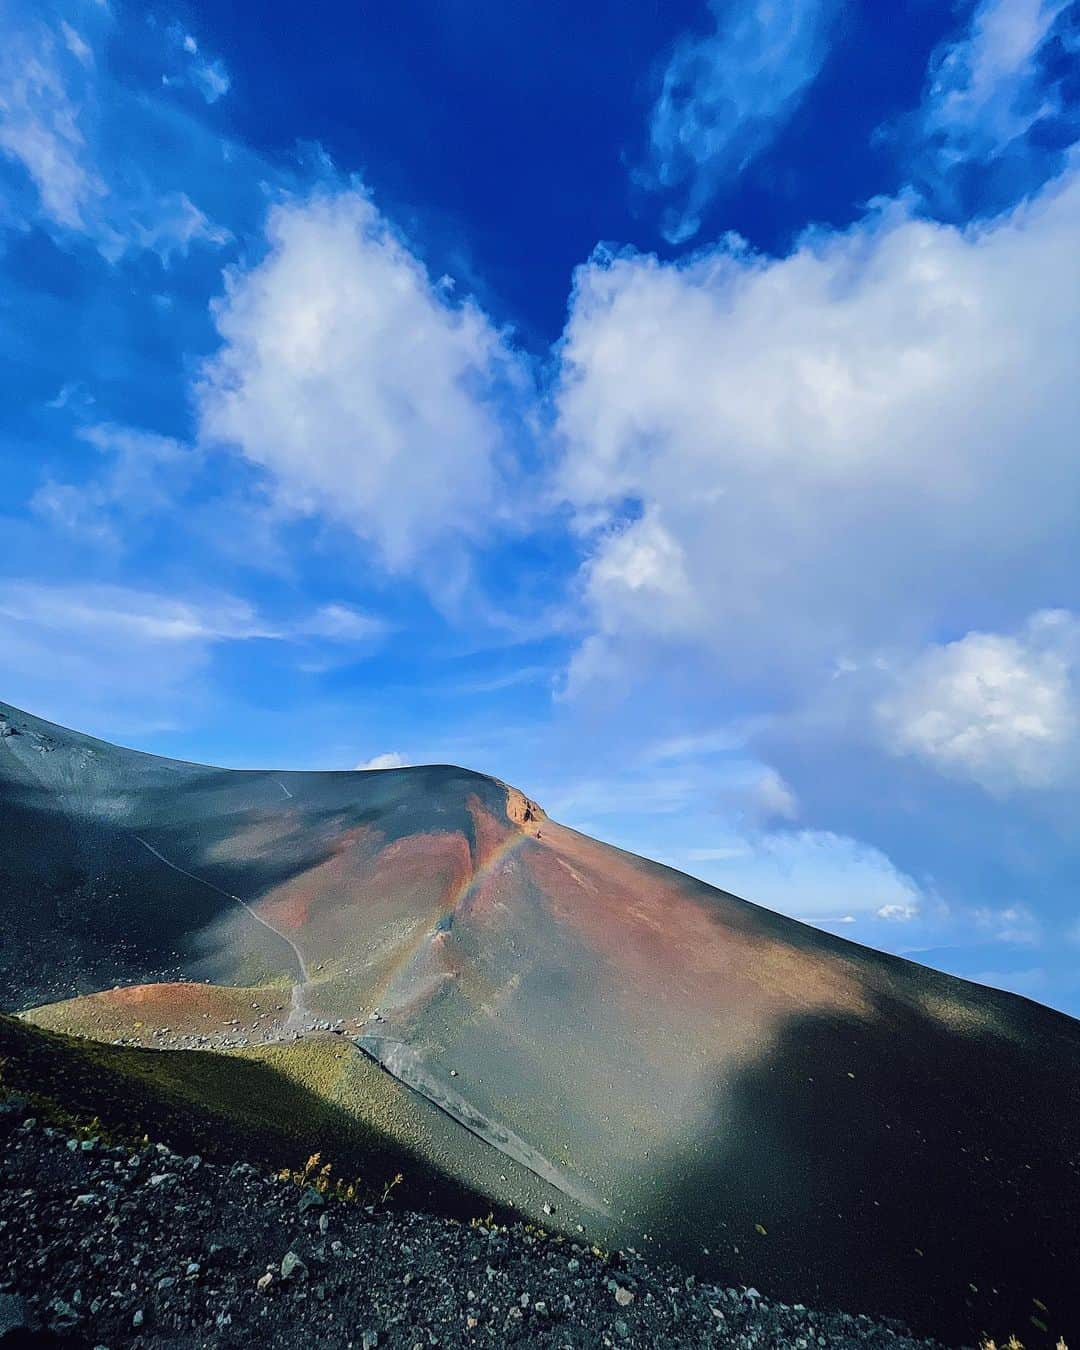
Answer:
xmin=298 ymin=1185 xmax=325 ymax=1214
xmin=280 ymin=1250 xmax=308 ymax=1281
xmin=47 ymin=1298 xmax=78 ymax=1329
xmin=362 ymin=1332 xmax=379 ymax=1349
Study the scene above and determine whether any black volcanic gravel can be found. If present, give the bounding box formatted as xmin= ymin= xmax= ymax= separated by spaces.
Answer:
xmin=0 ymin=1100 xmax=956 ymax=1349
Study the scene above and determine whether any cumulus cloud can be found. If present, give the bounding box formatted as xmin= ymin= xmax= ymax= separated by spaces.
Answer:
xmin=199 ymin=189 xmax=527 ymax=570
xmin=875 ymin=611 xmax=1080 ymax=792
xmin=877 ymin=901 xmax=920 ymax=922
xmin=354 ymin=751 xmax=407 ymax=771
xmin=557 ymin=170 xmax=1080 ymax=741
xmin=641 ymin=0 xmax=840 ymax=242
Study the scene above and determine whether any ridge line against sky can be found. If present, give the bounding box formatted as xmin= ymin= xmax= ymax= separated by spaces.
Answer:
xmin=1 ymin=0 xmax=1079 ymax=1013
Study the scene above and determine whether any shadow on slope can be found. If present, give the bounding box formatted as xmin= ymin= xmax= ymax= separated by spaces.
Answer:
xmin=642 ymin=990 xmax=1080 ymax=1349
xmin=0 ymin=1015 xmax=508 ymax=1226
xmin=0 ymin=783 xmax=298 ymax=1011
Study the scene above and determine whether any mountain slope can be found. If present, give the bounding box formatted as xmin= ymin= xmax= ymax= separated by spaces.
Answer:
xmin=2 ymin=698 xmax=1078 ymax=1346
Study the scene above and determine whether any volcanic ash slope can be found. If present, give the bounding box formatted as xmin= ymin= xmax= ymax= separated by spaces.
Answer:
xmin=1 ymin=698 xmax=1078 ymax=1346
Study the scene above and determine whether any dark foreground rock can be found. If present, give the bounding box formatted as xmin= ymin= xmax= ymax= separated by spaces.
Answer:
xmin=0 ymin=1106 xmax=956 ymax=1350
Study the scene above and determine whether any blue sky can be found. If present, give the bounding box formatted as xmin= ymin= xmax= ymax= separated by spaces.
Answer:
xmin=2 ymin=0 xmax=1079 ymax=1013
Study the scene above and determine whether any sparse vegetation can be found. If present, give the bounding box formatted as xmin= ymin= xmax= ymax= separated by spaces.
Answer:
xmin=979 ymin=1336 xmax=1070 ymax=1349
xmin=0 ymin=1013 xmax=501 ymax=1227
xmin=276 ymin=1148 xmax=404 ymax=1206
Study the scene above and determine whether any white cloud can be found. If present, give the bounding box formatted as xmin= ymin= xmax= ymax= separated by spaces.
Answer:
xmin=747 ymin=766 xmax=799 ymax=821
xmin=190 ymin=57 xmax=229 ymax=104
xmin=0 ymin=581 xmax=269 ymax=734
xmin=644 ymin=729 xmax=744 ymax=761
xmin=973 ymin=903 xmax=1042 ymax=945
xmin=583 ymin=512 xmax=700 ymax=635
xmin=707 ymin=762 xmax=800 ymax=825
xmin=0 ymin=7 xmax=228 ymax=257
xmin=920 ymin=0 xmax=1073 ymax=170
xmin=59 ymin=21 xmax=93 ymax=68
xmin=557 ymin=169 xmax=1080 ymax=733
xmin=199 ymin=189 xmax=526 ymax=569
xmin=123 ymin=191 xmax=231 ymax=262
xmin=31 ymin=424 xmax=197 ymax=545
xmin=0 ymin=581 xmax=281 ymax=645
xmin=0 ymin=17 xmax=103 ymax=229
xmin=686 ymin=844 xmax=752 ymax=862
xmin=166 ymin=23 xmax=230 ymax=103
xmin=875 ymin=611 xmax=1080 ymax=792
xmin=302 ymin=603 xmax=387 ymax=642
xmin=642 ymin=0 xmax=840 ymax=242
xmin=692 ymin=827 xmax=925 ymax=921
xmin=0 ymin=581 xmax=385 ymax=650
xmin=878 ymin=901 xmax=920 ymax=922
xmin=0 ymin=580 xmax=388 ymax=734
xmin=355 ymin=751 xmax=407 ymax=771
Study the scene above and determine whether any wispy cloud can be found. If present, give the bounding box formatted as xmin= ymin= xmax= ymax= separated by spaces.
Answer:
xmin=973 ymin=903 xmax=1043 ymax=945
xmin=165 ymin=22 xmax=231 ymax=104
xmin=30 ymin=424 xmax=199 ymax=547
xmin=900 ymin=0 xmax=1079 ymax=215
xmin=0 ymin=579 xmax=388 ymax=736
xmin=0 ymin=10 xmax=104 ymax=229
xmin=0 ymin=3 xmax=230 ymax=258
xmin=640 ymin=0 xmax=840 ymax=243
